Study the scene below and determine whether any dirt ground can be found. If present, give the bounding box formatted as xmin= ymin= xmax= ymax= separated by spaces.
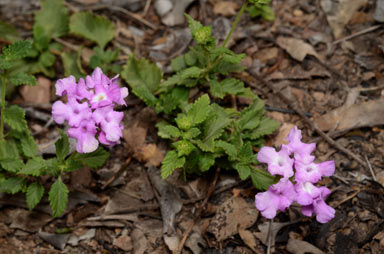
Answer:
xmin=0 ymin=0 xmax=384 ymax=253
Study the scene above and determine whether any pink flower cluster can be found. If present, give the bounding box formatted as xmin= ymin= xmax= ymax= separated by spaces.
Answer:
xmin=255 ymin=126 xmax=335 ymax=223
xmin=52 ymin=68 xmax=128 ymax=153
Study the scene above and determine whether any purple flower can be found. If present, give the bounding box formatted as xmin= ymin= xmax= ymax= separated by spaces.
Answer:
xmin=301 ymin=187 xmax=335 ymax=223
xmin=295 ymin=181 xmax=321 ymax=206
xmin=255 ymin=179 xmax=296 ymax=219
xmin=257 ymin=146 xmax=294 ymax=178
xmin=285 ymin=126 xmax=316 ymax=164
xmin=85 ymin=67 xmax=109 ymax=89
xmin=52 ymin=99 xmax=92 ymax=127
xmin=295 ymin=160 xmax=335 ymax=183
xmin=67 ymin=120 xmax=99 ymax=153
xmin=92 ymin=106 xmax=124 ymax=143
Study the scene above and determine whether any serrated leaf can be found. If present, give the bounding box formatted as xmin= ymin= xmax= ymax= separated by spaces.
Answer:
xmin=238 ymin=142 xmax=254 ymax=163
xmin=2 ymin=40 xmax=33 ymax=61
xmin=216 ymin=140 xmax=237 ymax=158
xmin=3 ymin=105 xmax=28 ymax=131
xmin=250 ymin=168 xmax=277 ymax=190
xmin=55 ymin=131 xmax=69 ymax=162
xmin=173 ymin=140 xmax=195 ymax=156
xmin=26 ymin=182 xmax=45 ymax=210
xmin=183 ymin=128 xmax=201 ymax=139
xmin=239 ymin=99 xmax=265 ymax=130
xmin=161 ymin=150 xmax=185 ymax=179
xmin=9 ymin=73 xmax=37 ymax=86
xmin=49 ymin=177 xmax=69 ymax=217
xmin=73 ymin=147 xmax=109 ymax=168
xmin=234 ymin=163 xmax=251 ymax=180
xmin=40 ymin=51 xmax=56 ymax=67
xmin=70 ymin=11 xmax=115 ymax=49
xmin=198 ymin=153 xmax=215 ymax=171
xmin=0 ymin=177 xmax=25 ymax=194
xmin=250 ymin=117 xmax=280 ymax=139
xmin=185 ymin=14 xmax=203 ymax=36
xmin=0 ymin=21 xmax=21 ymax=43
xmin=156 ymin=87 xmax=189 ymax=114
xmin=180 ymin=66 xmax=202 ymax=80
xmin=0 ymin=158 xmax=24 ymax=173
xmin=61 ymin=50 xmax=85 ymax=80
xmin=20 ymin=132 xmax=39 ymax=158
xmin=0 ymin=140 xmax=19 ymax=160
xmin=122 ymin=56 xmax=161 ymax=106
xmin=156 ymin=122 xmax=181 ymax=139
xmin=34 ymin=0 xmax=69 ymax=39
xmin=64 ymin=159 xmax=83 ymax=172
xmin=171 ymin=55 xmax=186 ymax=72
xmin=45 ymin=158 xmax=61 ymax=176
xmin=184 ymin=51 xmax=197 ymax=66
xmin=188 ymin=94 xmax=210 ymax=125
xmin=175 ymin=114 xmax=193 ymax=131
xmin=0 ymin=56 xmax=13 ymax=69
xmin=20 ymin=157 xmax=46 ymax=176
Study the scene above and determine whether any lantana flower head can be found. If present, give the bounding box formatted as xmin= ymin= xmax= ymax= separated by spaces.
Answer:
xmin=255 ymin=126 xmax=335 ymax=223
xmin=52 ymin=67 xmax=128 ymax=153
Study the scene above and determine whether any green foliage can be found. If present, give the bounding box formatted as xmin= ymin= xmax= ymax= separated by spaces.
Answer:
xmin=49 ymin=177 xmax=69 ymax=217
xmin=247 ymin=0 xmax=275 ymax=21
xmin=70 ymin=11 xmax=115 ymax=49
xmin=9 ymin=73 xmax=37 ymax=86
xmin=26 ymin=182 xmax=45 ymax=210
xmin=90 ymin=46 xmax=121 ymax=74
xmin=72 ymin=147 xmax=110 ymax=169
xmin=3 ymin=105 xmax=28 ymax=132
xmin=61 ymin=51 xmax=85 ymax=80
xmin=161 ymin=151 xmax=186 ymax=179
xmin=0 ymin=21 xmax=21 ymax=43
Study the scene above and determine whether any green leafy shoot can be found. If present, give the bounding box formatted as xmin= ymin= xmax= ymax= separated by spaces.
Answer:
xmin=26 ymin=182 xmax=45 ymax=210
xmin=49 ymin=177 xmax=69 ymax=217
xmin=246 ymin=0 xmax=275 ymax=21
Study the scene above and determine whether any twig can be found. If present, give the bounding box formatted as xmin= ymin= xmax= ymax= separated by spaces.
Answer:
xmin=87 ymin=4 xmax=158 ymax=30
xmin=142 ymin=0 xmax=152 ymax=17
xmin=267 ymin=219 xmax=273 ymax=254
xmin=176 ymin=168 xmax=221 ymax=254
xmin=333 ymin=190 xmax=360 ymax=208
xmin=102 ymin=158 xmax=131 ymax=190
xmin=332 ymin=24 xmax=382 ymax=45
xmin=364 ymin=155 xmax=377 ymax=182
xmin=247 ymin=69 xmax=368 ymax=168
xmin=54 ymin=38 xmax=79 ymax=51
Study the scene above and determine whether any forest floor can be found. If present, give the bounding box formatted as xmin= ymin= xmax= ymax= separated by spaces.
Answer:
xmin=0 ymin=0 xmax=384 ymax=253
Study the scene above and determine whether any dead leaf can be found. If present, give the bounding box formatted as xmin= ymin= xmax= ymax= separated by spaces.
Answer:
xmin=287 ymin=238 xmax=325 ymax=254
xmin=185 ymin=232 xmax=206 ymax=254
xmin=114 ymin=235 xmax=133 ymax=251
xmin=7 ymin=209 xmax=52 ymax=233
xmin=163 ymin=235 xmax=180 ymax=253
xmin=374 ymin=231 xmax=384 ymax=248
xmin=255 ymin=221 xmax=295 ymax=252
xmin=207 ymin=196 xmax=258 ymax=241
xmin=123 ymin=121 xmax=148 ymax=154
xmin=276 ymin=37 xmax=319 ymax=62
xmin=19 ymin=76 xmax=51 ymax=104
xmin=320 ymin=0 xmax=368 ymax=38
xmin=137 ymin=144 xmax=164 ymax=167
xmin=314 ymin=99 xmax=384 ymax=131
xmin=239 ymin=229 xmax=259 ymax=252
xmin=273 ymin=123 xmax=295 ymax=148
xmin=131 ymin=228 xmax=149 ymax=254
xmin=213 ymin=2 xmax=239 ymax=16
xmin=38 ymin=231 xmax=70 ymax=250
xmin=254 ymin=47 xmax=279 ymax=63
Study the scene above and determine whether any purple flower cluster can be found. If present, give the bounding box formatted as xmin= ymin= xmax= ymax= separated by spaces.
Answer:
xmin=52 ymin=68 xmax=128 ymax=153
xmin=255 ymin=126 xmax=335 ymax=223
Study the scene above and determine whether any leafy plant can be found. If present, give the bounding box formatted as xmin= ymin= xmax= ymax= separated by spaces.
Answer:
xmin=122 ymin=0 xmax=280 ymax=190
xmin=247 ymin=0 xmax=275 ymax=21
xmin=0 ymin=41 xmax=109 ymax=217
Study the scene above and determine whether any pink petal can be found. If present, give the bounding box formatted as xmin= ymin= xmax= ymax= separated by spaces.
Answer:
xmin=55 ymin=76 xmax=77 ymax=96
xmin=318 ymin=160 xmax=335 ymax=177
xmin=52 ymin=101 xmax=70 ymax=124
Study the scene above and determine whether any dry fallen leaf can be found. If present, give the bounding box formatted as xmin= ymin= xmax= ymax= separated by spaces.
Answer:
xmin=131 ymin=228 xmax=149 ymax=254
xmin=123 ymin=120 xmax=148 ymax=154
xmin=239 ymin=229 xmax=259 ymax=252
xmin=114 ymin=235 xmax=133 ymax=252
xmin=255 ymin=221 xmax=296 ymax=253
xmin=207 ymin=196 xmax=258 ymax=241
xmin=320 ymin=0 xmax=368 ymax=38
xmin=19 ymin=76 xmax=51 ymax=104
xmin=273 ymin=123 xmax=295 ymax=147
xmin=137 ymin=144 xmax=164 ymax=167
xmin=314 ymin=99 xmax=384 ymax=131
xmin=213 ymin=1 xmax=239 ymax=16
xmin=287 ymin=238 xmax=325 ymax=254
xmin=276 ymin=37 xmax=319 ymax=62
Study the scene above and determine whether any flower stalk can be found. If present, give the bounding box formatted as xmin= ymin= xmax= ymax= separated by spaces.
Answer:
xmin=222 ymin=1 xmax=248 ymax=48
xmin=0 ymin=75 xmax=7 ymax=141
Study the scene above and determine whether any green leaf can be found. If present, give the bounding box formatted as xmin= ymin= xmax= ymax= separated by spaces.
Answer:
xmin=0 ymin=177 xmax=25 ymax=194
xmin=185 ymin=14 xmax=203 ymax=36
xmin=239 ymin=99 xmax=265 ymax=130
xmin=171 ymin=55 xmax=186 ymax=72
xmin=234 ymin=163 xmax=251 ymax=180
xmin=238 ymin=142 xmax=254 ymax=163
xmin=198 ymin=153 xmax=215 ymax=172
xmin=261 ymin=5 xmax=275 ymax=21
xmin=20 ymin=157 xmax=46 ymax=176
xmin=73 ymin=147 xmax=109 ymax=168
xmin=250 ymin=168 xmax=277 ymax=190
xmin=3 ymin=105 xmax=28 ymax=131
xmin=183 ymin=128 xmax=201 ymax=139
xmin=34 ymin=0 xmax=69 ymax=39
xmin=26 ymin=182 xmax=45 ymax=210
xmin=55 ymin=131 xmax=69 ymax=162
xmin=156 ymin=87 xmax=189 ymax=114
xmin=161 ymin=150 xmax=185 ymax=179
xmin=0 ymin=140 xmax=19 ymax=160
xmin=20 ymin=132 xmax=39 ymax=158
xmin=64 ymin=159 xmax=83 ymax=172
xmin=40 ymin=51 xmax=56 ymax=67
xmin=70 ymin=11 xmax=115 ymax=49
xmin=45 ymin=158 xmax=61 ymax=176
xmin=122 ymin=56 xmax=161 ymax=106
xmin=188 ymin=94 xmax=210 ymax=125
xmin=175 ymin=114 xmax=193 ymax=131
xmin=249 ymin=117 xmax=280 ymax=139
xmin=180 ymin=66 xmax=202 ymax=80
xmin=49 ymin=177 xmax=69 ymax=217
xmin=0 ymin=21 xmax=21 ymax=43
xmin=156 ymin=122 xmax=181 ymax=139
xmin=173 ymin=140 xmax=195 ymax=156
xmin=0 ymin=159 xmax=24 ymax=173
xmin=9 ymin=73 xmax=37 ymax=86
xmin=185 ymin=14 xmax=213 ymax=45
xmin=210 ymin=78 xmax=251 ymax=99
xmin=216 ymin=140 xmax=237 ymax=158
xmin=2 ymin=40 xmax=33 ymax=61
xmin=0 ymin=56 xmax=13 ymax=69
xmin=61 ymin=50 xmax=85 ymax=79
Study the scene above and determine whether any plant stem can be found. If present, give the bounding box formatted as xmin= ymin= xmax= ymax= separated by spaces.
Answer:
xmin=0 ymin=75 xmax=7 ymax=141
xmin=222 ymin=0 xmax=248 ymax=48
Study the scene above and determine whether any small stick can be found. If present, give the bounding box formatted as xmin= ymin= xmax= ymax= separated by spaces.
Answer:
xmin=332 ymin=25 xmax=382 ymax=45
xmin=102 ymin=157 xmax=131 ymax=189
xmin=142 ymin=0 xmax=152 ymax=17
xmin=176 ymin=168 xmax=221 ymax=254
xmin=364 ymin=155 xmax=377 ymax=182
xmin=267 ymin=219 xmax=273 ymax=254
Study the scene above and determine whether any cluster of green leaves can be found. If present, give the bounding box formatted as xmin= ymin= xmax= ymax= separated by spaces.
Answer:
xmin=0 ymin=41 xmax=109 ymax=217
xmin=246 ymin=0 xmax=275 ymax=21
xmin=0 ymin=0 xmax=119 ymax=80
xmin=122 ymin=15 xmax=280 ymax=190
